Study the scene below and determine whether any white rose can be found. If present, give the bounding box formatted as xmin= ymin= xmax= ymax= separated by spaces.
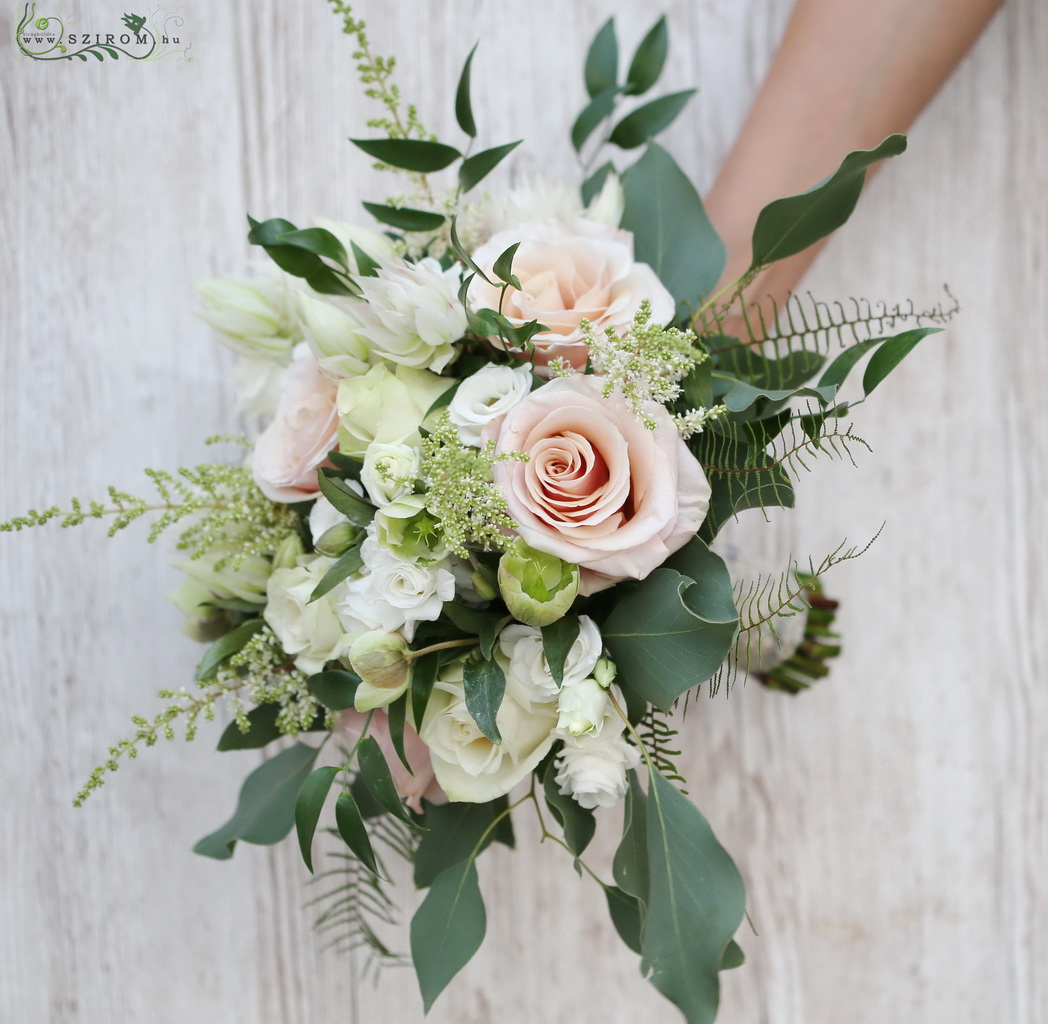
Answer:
xmin=447 ymin=364 xmax=533 ymax=446
xmin=360 ymin=442 xmax=420 ymax=508
xmin=469 ymin=218 xmax=674 ymax=376
xmin=195 ymin=268 xmax=301 ymax=361
xmin=336 ymin=534 xmax=455 ymax=641
xmin=554 ymin=705 xmax=641 ymax=810
xmin=263 ymin=556 xmax=348 ymax=674
xmin=556 ymin=677 xmax=610 ymax=738
xmin=337 ymin=363 xmax=453 ymax=458
xmin=498 ymin=615 xmax=603 ymax=705
xmin=297 ymin=293 xmax=372 ymax=379
xmin=420 ymin=662 xmax=559 ymax=802
xmin=347 ymin=258 xmax=467 ymax=373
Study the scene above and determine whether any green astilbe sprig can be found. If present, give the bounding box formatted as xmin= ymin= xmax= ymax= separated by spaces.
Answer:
xmin=420 ymin=412 xmax=528 ymax=557
xmin=1 ymin=444 xmax=298 ymax=569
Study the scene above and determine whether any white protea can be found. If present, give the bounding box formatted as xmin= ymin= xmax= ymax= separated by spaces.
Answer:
xmin=195 ymin=267 xmax=301 ymax=361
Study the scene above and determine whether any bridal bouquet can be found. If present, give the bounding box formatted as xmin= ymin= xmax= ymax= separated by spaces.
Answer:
xmin=3 ymin=7 xmax=948 ymax=1023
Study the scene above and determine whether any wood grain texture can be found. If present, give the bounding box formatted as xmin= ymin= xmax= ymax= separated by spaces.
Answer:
xmin=1 ymin=1 xmax=1044 ymax=1022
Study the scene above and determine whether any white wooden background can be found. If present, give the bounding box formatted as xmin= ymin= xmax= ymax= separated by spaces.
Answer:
xmin=2 ymin=1 xmax=1044 ymax=1021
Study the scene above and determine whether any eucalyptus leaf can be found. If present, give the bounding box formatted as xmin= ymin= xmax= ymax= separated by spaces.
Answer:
xmin=459 ymin=141 xmax=521 ymax=192
xmin=613 ymin=770 xmax=650 ymax=901
xmin=335 ymin=791 xmax=381 ymax=876
xmin=455 ymin=44 xmax=478 ymax=137
xmin=604 ymin=541 xmax=739 ymax=710
xmin=349 ymin=137 xmax=462 ymax=172
xmin=317 ymin=470 xmax=375 ymax=527
xmin=541 ymin=616 xmax=581 ymax=688
xmin=362 ymin=201 xmax=445 ymax=232
xmin=415 ymin=800 xmax=506 ymax=888
xmin=571 ymin=87 xmax=618 ymax=153
xmin=606 ymin=885 xmax=645 ymax=955
xmin=411 ymin=859 xmax=487 ymax=1013
xmin=306 ymin=669 xmax=361 ymax=711
xmin=584 ymin=18 xmax=618 ymax=98
xmin=641 ymin=769 xmax=746 ymax=1024
xmin=542 ymin=757 xmax=596 ymax=857
xmin=308 ymin=544 xmax=364 ymax=604
xmin=719 ymin=380 xmax=838 ymax=414
xmin=621 ymin=143 xmax=725 ymax=311
xmin=609 ymin=89 xmax=695 ymax=150
xmin=581 ymin=161 xmax=616 ymax=207
xmin=294 ymin=765 xmax=340 ymax=873
xmin=193 ymin=743 xmax=319 ymax=860
xmin=750 ymin=134 xmax=907 ymax=269
xmin=196 ymin=619 xmax=265 ymax=682
xmin=721 ymin=940 xmax=746 ymax=971
xmin=357 ymin=736 xmax=424 ymax=828
xmin=462 ymin=655 xmax=506 ymax=744
xmin=624 ymin=16 xmax=668 ymax=96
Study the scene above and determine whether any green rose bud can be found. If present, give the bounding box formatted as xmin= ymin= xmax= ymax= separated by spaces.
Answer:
xmin=497 ymin=539 xmax=579 ymax=627
xmin=593 ymin=657 xmax=617 ymax=689
xmin=272 ymin=532 xmax=306 ymax=570
xmin=349 ymin=631 xmax=412 ymax=712
xmin=314 ymin=522 xmax=361 ymax=558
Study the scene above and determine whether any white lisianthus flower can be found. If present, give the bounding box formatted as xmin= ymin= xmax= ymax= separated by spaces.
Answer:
xmin=360 ymin=441 xmax=420 ymax=507
xmin=263 ymin=556 xmax=348 ymax=674
xmin=337 ymin=363 xmax=454 ymax=457
xmin=297 ymin=293 xmax=372 ymax=379
xmin=420 ymin=660 xmax=559 ymax=802
xmin=231 ymin=356 xmax=287 ymax=421
xmin=498 ymin=615 xmax=603 ymax=705
xmin=336 ymin=531 xmax=455 ymax=641
xmin=447 ymin=364 xmax=533 ymax=446
xmin=555 ymin=698 xmax=641 ymax=809
xmin=348 ymin=258 xmax=467 ymax=373
xmin=195 ymin=268 xmax=301 ymax=361
xmin=556 ymin=677 xmax=610 ymax=738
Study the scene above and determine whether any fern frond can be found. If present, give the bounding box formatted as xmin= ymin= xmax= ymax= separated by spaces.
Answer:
xmin=638 ymin=706 xmax=687 ymax=790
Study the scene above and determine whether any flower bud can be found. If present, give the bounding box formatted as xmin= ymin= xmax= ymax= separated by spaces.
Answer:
xmin=593 ymin=657 xmax=617 ymax=689
xmin=314 ymin=522 xmax=360 ymax=558
xmin=272 ymin=532 xmax=306 ymax=570
xmin=195 ymin=273 xmax=300 ymax=360
xmin=498 ymin=539 xmax=579 ymax=627
xmin=297 ymin=292 xmax=371 ymax=379
xmin=349 ymin=631 xmax=412 ymax=712
xmin=556 ymin=677 xmax=609 ymax=738
xmin=470 ymin=566 xmax=498 ymax=602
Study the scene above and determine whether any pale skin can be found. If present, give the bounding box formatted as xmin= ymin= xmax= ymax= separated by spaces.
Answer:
xmin=704 ymin=0 xmax=1008 ymax=330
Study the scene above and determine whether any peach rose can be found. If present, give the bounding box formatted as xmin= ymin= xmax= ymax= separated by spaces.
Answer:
xmin=252 ymin=351 xmax=339 ymax=503
xmin=487 ymin=375 xmax=710 ymax=594
xmin=469 ymin=218 xmax=674 ymax=374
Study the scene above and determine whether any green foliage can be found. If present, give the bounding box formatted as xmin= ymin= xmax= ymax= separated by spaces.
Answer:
xmin=357 ymin=736 xmax=425 ymax=829
xmin=542 ymin=757 xmax=596 ymax=858
xmin=410 ymin=859 xmax=487 ymax=1013
xmin=336 ymin=791 xmax=381 ymax=876
xmin=296 ymin=765 xmax=341 ymax=873
xmin=621 ymin=143 xmax=726 ymax=312
xmin=362 ymin=201 xmax=446 ymax=232
xmin=541 ymin=616 xmax=581 ymax=688
xmin=307 ymin=669 xmax=361 ymax=711
xmin=603 ymin=539 xmax=739 ymax=711
xmin=196 ymin=619 xmax=265 ymax=681
xmin=749 ymin=135 xmax=907 ymax=269
xmin=247 ymin=216 xmax=355 ymax=296
xmin=459 ymin=141 xmax=521 ymax=192
xmin=640 ymin=769 xmax=746 ymax=1024
xmin=454 ymin=44 xmax=478 ymax=137
xmin=309 ymin=544 xmax=365 ymax=603
xmin=609 ymin=89 xmax=696 ymax=149
xmin=414 ymin=799 xmax=511 ymax=888
xmin=1 ymin=454 xmax=298 ymax=568
xmin=350 ymin=137 xmax=462 ymax=172
xmin=638 ymin=707 xmax=686 ymax=788
xmin=462 ymin=653 xmax=506 ymax=744
xmin=193 ymin=743 xmax=320 ymax=860
xmin=584 ymin=18 xmax=618 ymax=98
xmin=624 ymin=16 xmax=668 ymax=96
xmin=572 ymin=87 xmax=618 ymax=153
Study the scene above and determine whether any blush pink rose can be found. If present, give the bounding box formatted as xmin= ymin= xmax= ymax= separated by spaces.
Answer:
xmin=487 ymin=375 xmax=710 ymax=594
xmin=337 ymin=709 xmax=445 ymax=813
xmin=468 ymin=218 xmax=674 ymax=375
xmin=252 ymin=351 xmax=339 ymax=503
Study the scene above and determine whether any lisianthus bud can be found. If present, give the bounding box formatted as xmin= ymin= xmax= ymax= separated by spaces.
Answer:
xmin=314 ymin=522 xmax=360 ymax=558
xmin=498 ymin=539 xmax=579 ymax=627
xmin=593 ymin=657 xmax=617 ymax=689
xmin=556 ymin=677 xmax=609 ymax=737
xmin=272 ymin=533 xmax=306 ymax=570
xmin=470 ymin=566 xmax=498 ymax=602
xmin=349 ymin=631 xmax=412 ymax=712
